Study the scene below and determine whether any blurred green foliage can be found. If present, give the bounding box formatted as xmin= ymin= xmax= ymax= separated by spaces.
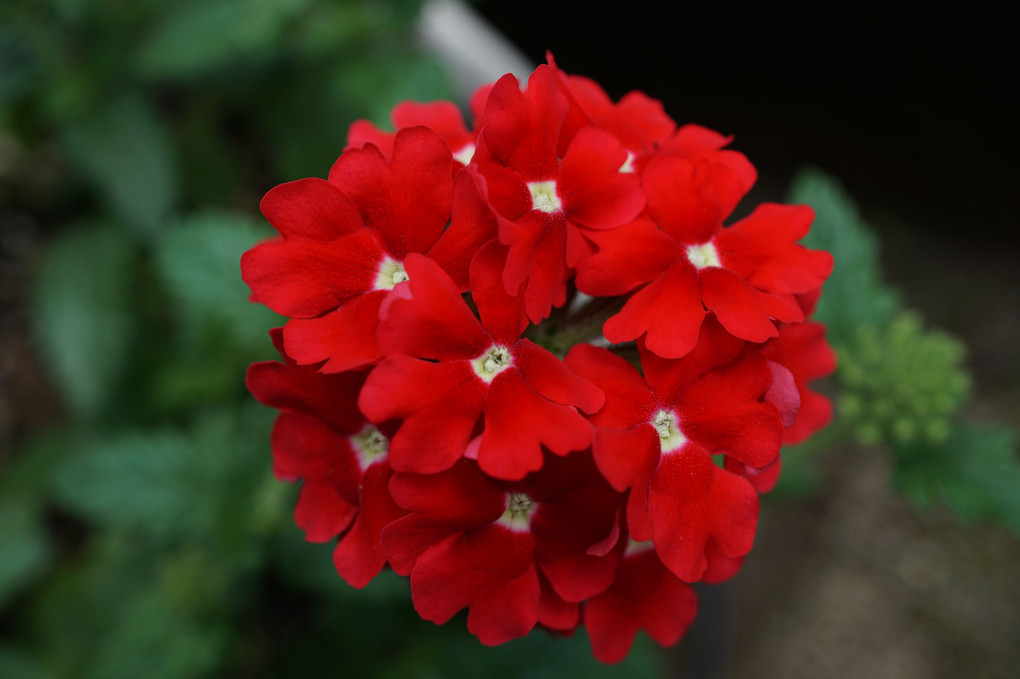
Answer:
xmin=784 ymin=170 xmax=1019 ymax=532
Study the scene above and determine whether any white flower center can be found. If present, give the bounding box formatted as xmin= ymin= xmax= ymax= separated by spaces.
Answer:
xmin=374 ymin=256 xmax=409 ymax=290
xmin=453 ymin=143 xmax=476 ymax=166
xmin=527 ymin=180 xmax=563 ymax=214
xmin=618 ymin=151 xmax=636 ymax=173
xmin=350 ymin=424 xmax=388 ymax=470
xmin=498 ymin=492 xmax=537 ymax=532
xmin=652 ymin=409 xmax=687 ymax=453
xmin=686 ymin=241 xmax=721 ymax=269
xmin=471 ymin=345 xmax=512 ymax=382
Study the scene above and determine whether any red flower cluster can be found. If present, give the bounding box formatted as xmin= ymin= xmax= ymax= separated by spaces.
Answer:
xmin=243 ymin=58 xmax=835 ymax=663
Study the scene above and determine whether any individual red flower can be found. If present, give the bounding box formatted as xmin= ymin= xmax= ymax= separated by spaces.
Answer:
xmin=246 ymin=331 xmax=404 ymax=588
xmin=565 ymin=320 xmax=782 ymax=582
xmin=381 ymin=451 xmax=624 ymax=646
xmin=578 ymin=167 xmax=833 ymax=356
xmin=241 ymin=126 xmax=494 ymax=373
xmin=359 ymin=242 xmax=604 ymax=480
xmin=472 ymin=65 xmax=646 ymax=323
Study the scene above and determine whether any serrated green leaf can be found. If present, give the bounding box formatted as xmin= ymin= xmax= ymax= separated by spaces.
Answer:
xmin=155 ymin=210 xmax=281 ymax=350
xmin=893 ymin=422 xmax=1020 ymax=534
xmin=788 ymin=168 xmax=900 ymax=346
xmin=32 ymin=224 xmax=134 ymax=418
xmin=51 ymin=406 xmax=272 ymax=545
xmin=61 ymin=96 xmax=177 ymax=240
xmin=0 ymin=502 xmax=52 ymax=609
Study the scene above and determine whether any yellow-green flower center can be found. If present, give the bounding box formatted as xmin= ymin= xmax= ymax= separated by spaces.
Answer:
xmin=527 ymin=180 xmax=563 ymax=214
xmin=498 ymin=492 xmax=537 ymax=532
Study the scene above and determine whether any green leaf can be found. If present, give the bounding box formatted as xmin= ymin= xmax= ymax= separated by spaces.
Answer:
xmin=0 ymin=501 xmax=51 ymax=609
xmin=0 ymin=646 xmax=51 ymax=679
xmin=29 ymin=531 xmax=231 ymax=679
xmin=61 ymin=96 xmax=177 ymax=240
xmin=51 ymin=406 xmax=273 ymax=545
xmin=893 ymin=422 xmax=1020 ymax=535
xmin=51 ymin=429 xmax=207 ymax=540
xmin=0 ymin=25 xmax=36 ymax=106
xmin=154 ymin=209 xmax=281 ymax=350
xmin=87 ymin=588 xmax=227 ymax=679
xmin=31 ymin=224 xmax=134 ymax=418
xmin=134 ymin=0 xmax=312 ymax=81
xmin=787 ymin=168 xmax=900 ymax=347
xmin=336 ymin=48 xmax=454 ymax=128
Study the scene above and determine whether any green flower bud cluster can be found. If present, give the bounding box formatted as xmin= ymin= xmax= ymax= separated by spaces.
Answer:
xmin=839 ymin=312 xmax=969 ymax=446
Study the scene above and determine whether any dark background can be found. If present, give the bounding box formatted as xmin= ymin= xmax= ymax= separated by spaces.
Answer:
xmin=477 ymin=3 xmax=1015 ymax=241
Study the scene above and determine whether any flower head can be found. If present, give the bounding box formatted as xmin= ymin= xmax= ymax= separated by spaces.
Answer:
xmin=242 ymin=58 xmax=835 ymax=663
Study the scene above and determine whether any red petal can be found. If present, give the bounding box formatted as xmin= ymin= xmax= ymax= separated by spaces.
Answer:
xmin=329 ymin=127 xmax=453 ymax=257
xmin=376 ymin=254 xmax=490 ymax=360
xmin=565 ymin=344 xmax=655 ymax=428
xmin=533 ymin=486 xmax=624 ymax=602
xmin=294 ymin=481 xmax=357 ymax=543
xmin=282 ymin=291 xmax=385 ymax=372
xmin=649 ymin=443 xmax=759 ymax=582
xmin=391 ymin=101 xmax=472 ymax=152
xmin=639 ymin=314 xmax=746 ymax=401
xmin=470 ymin=240 xmax=528 ymax=341
xmin=409 ymin=528 xmax=539 ymax=645
xmin=603 ymin=262 xmax=705 ymax=359
xmin=765 ymin=360 xmax=801 ymax=428
xmin=478 ymin=371 xmax=593 ymax=480
xmin=642 ymin=155 xmax=739 ymax=244
xmin=260 ymin=178 xmax=365 ymax=240
xmin=717 ymin=203 xmax=833 ymax=294
xmin=679 ymin=353 xmax=783 ymax=469
xmin=245 ymin=360 xmax=365 ymax=434
xmin=270 ymin=412 xmax=360 ymax=489
xmin=558 ymin=127 xmax=645 ymax=230
xmin=537 ymin=574 xmax=580 ymax=631
xmin=701 ymin=539 xmax=746 ymax=584
xmin=388 ymin=460 xmax=504 ymax=526
xmin=514 ymin=340 xmax=605 ymax=414
xmin=480 ymin=67 xmax=566 ymax=177
xmin=698 ymin=267 xmax=788 ymax=343
xmin=586 ymin=547 xmax=698 ymax=664
xmin=332 ymin=461 xmax=405 ymax=588
xmin=240 ymin=230 xmax=383 ymax=317
xmin=425 ymin=170 xmax=498 ymax=290
xmin=592 ymin=425 xmax=660 ymax=493
xmin=575 ymin=217 xmax=679 ymax=296
xmin=346 ymin=119 xmax=394 ymax=156
xmin=359 ymin=356 xmax=485 ymax=474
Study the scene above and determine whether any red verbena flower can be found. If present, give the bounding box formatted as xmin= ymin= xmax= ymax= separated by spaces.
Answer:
xmin=241 ymin=57 xmax=835 ymax=663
